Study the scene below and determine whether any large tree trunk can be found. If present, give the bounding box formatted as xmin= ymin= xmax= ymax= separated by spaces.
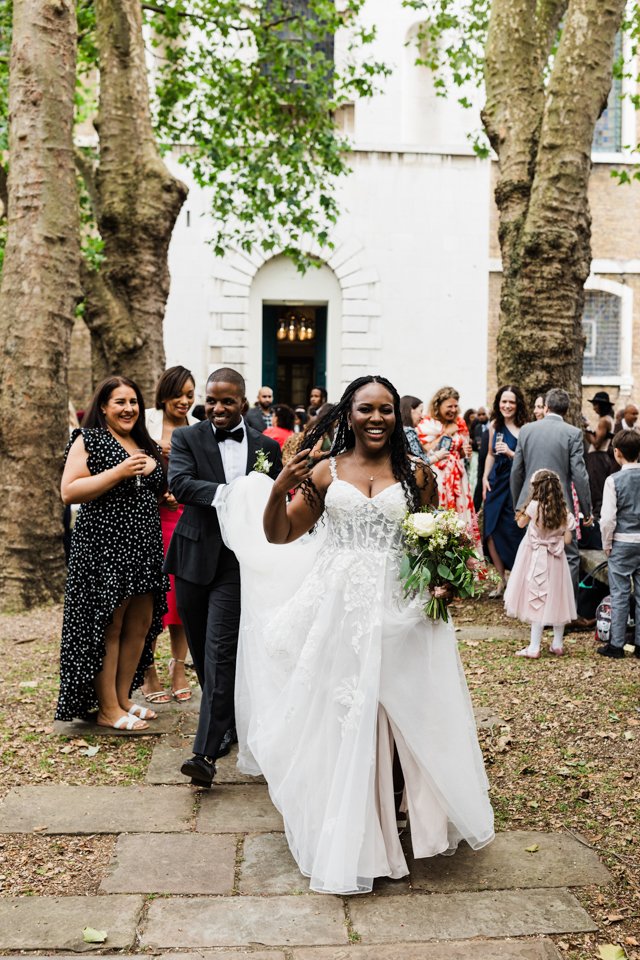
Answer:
xmin=0 ymin=0 xmax=80 ymax=609
xmin=483 ymin=0 xmax=625 ymax=413
xmin=82 ymin=0 xmax=187 ymax=402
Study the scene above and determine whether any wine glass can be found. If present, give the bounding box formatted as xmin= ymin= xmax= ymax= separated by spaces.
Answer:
xmin=134 ymin=449 xmax=147 ymax=488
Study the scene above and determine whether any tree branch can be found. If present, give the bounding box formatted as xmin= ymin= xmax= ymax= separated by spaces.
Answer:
xmin=535 ymin=0 xmax=568 ymax=66
xmin=482 ymin=0 xmax=544 ymax=184
xmin=140 ymin=1 xmax=300 ymax=31
xmin=74 ymin=148 xmax=101 ymax=220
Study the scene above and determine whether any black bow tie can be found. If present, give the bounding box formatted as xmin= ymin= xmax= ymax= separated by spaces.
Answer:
xmin=215 ymin=427 xmax=244 ymax=443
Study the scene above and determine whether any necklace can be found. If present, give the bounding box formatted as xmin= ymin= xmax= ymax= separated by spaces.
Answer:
xmin=352 ymin=454 xmax=391 ymax=484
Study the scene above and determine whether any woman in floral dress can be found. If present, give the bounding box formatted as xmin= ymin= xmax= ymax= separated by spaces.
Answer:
xmin=417 ymin=385 xmax=482 ymax=552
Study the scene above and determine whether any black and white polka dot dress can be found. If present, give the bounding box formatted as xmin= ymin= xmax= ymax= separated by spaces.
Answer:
xmin=55 ymin=428 xmax=169 ymax=721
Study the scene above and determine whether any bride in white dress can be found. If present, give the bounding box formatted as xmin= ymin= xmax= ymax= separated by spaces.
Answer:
xmin=217 ymin=375 xmax=494 ymax=895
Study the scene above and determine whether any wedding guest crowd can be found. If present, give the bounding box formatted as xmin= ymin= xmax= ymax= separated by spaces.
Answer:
xmin=58 ymin=369 xmax=638 ymax=746
xmin=56 ymin=360 xmax=640 ymax=902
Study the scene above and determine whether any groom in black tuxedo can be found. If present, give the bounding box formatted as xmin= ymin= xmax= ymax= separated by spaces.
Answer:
xmin=165 ymin=367 xmax=282 ymax=786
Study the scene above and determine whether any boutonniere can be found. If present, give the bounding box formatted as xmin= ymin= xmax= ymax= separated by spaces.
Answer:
xmin=253 ymin=448 xmax=273 ymax=475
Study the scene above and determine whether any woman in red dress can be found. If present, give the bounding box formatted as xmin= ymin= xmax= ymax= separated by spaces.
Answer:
xmin=144 ymin=366 xmax=198 ymax=702
xmin=263 ymin=404 xmax=295 ymax=449
xmin=417 ymin=385 xmax=482 ymax=553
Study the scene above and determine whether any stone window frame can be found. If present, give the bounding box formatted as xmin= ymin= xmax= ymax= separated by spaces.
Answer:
xmin=582 ymin=275 xmax=633 ymax=391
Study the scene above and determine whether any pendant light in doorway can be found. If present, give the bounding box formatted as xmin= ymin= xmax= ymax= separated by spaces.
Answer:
xmin=276 ymin=311 xmax=315 ymax=342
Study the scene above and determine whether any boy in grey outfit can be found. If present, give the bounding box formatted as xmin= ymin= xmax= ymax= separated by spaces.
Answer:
xmin=598 ymin=429 xmax=640 ymax=658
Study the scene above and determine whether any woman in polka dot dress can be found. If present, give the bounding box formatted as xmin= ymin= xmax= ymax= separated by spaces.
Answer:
xmin=56 ymin=377 xmax=168 ymax=731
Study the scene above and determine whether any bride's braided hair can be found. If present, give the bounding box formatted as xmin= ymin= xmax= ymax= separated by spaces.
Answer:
xmin=298 ymin=375 xmax=422 ymax=511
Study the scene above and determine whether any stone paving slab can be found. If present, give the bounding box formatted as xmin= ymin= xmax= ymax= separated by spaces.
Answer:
xmin=349 ymin=888 xmax=597 ymax=942
xmin=0 ymin=955 xmax=284 ymax=960
xmin=100 ymin=833 xmax=237 ymax=894
xmin=0 ymin=895 xmax=143 ymax=951
xmin=240 ymin=832 xmax=307 ymax=894
xmin=0 ymin=786 xmax=193 ymax=834
xmin=410 ymin=831 xmax=611 ymax=891
xmin=158 ymin=954 xmax=286 ymax=960
xmin=146 ymin=737 xmax=265 ymax=785
xmin=197 ymin=785 xmax=284 ymax=833
xmin=238 ymin=833 xmax=411 ymax=896
xmin=292 ymin=941 xmax=562 ymax=960
xmin=182 ymin=711 xmax=201 ymax=736
xmin=141 ymin=895 xmax=347 ymax=947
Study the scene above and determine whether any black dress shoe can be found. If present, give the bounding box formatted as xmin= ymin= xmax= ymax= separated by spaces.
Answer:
xmin=215 ymin=727 xmax=238 ymax=760
xmin=180 ymin=754 xmax=215 ymax=787
xmin=597 ymin=643 xmax=624 ymax=659
xmin=634 ymin=645 xmax=640 ymax=659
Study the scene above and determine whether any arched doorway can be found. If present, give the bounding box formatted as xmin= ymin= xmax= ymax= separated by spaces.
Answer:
xmin=262 ymin=304 xmax=327 ymax=407
xmin=249 ymin=255 xmax=342 ymax=405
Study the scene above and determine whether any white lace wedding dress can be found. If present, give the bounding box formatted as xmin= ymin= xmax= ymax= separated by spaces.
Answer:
xmin=217 ymin=460 xmax=494 ymax=895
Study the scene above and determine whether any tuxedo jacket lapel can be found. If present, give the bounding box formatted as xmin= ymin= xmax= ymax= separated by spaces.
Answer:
xmin=198 ymin=420 xmax=226 ymax=482
xmin=245 ymin=427 xmax=260 ymax=475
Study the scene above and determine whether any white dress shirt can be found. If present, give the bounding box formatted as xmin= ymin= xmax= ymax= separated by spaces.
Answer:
xmin=212 ymin=421 xmax=247 ymax=505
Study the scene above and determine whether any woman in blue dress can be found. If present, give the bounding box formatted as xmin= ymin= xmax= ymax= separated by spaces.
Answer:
xmin=482 ymin=385 xmax=529 ymax=597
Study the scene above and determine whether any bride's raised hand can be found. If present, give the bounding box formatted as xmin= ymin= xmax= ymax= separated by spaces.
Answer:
xmin=273 ymin=448 xmax=321 ymax=493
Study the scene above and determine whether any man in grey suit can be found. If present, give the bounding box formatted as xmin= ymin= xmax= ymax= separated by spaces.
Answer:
xmin=510 ymin=388 xmax=594 ymax=603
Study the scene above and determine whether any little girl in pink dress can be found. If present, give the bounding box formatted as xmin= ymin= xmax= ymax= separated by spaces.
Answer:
xmin=504 ymin=469 xmax=577 ymax=658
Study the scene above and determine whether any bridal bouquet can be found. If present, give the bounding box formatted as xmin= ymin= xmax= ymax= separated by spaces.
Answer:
xmin=400 ymin=508 xmax=489 ymax=622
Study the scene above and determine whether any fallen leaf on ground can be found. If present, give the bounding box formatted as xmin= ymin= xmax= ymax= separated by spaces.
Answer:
xmin=82 ymin=927 xmax=107 ymax=944
xmin=525 ymin=844 xmax=539 ymax=853
xmin=598 ymin=946 xmax=626 ymax=960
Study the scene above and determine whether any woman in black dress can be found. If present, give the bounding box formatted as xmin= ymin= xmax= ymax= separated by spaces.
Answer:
xmin=56 ymin=377 xmax=168 ymax=731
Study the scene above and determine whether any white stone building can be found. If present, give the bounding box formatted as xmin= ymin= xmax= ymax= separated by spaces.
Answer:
xmin=159 ymin=2 xmax=639 ymax=413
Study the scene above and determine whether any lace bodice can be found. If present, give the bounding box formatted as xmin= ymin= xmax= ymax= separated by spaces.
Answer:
xmin=324 ymin=458 xmax=408 ymax=558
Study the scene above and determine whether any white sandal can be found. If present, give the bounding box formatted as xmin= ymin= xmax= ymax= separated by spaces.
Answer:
xmin=112 ymin=714 xmax=148 ymax=731
xmin=128 ymin=704 xmax=157 ymax=720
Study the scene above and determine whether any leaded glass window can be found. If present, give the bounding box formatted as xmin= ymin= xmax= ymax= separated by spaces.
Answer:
xmin=582 ymin=291 xmax=621 ymax=377
xmin=593 ymin=33 xmax=623 ymax=153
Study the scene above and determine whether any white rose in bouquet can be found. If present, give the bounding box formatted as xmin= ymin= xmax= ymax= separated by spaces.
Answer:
xmin=410 ymin=512 xmax=437 ymax=537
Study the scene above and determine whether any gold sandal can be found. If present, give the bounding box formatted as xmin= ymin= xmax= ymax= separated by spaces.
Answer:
xmin=169 ymin=658 xmax=192 ymax=702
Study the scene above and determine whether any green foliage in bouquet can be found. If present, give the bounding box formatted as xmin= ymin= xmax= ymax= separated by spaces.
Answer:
xmin=400 ymin=507 xmax=490 ymax=622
